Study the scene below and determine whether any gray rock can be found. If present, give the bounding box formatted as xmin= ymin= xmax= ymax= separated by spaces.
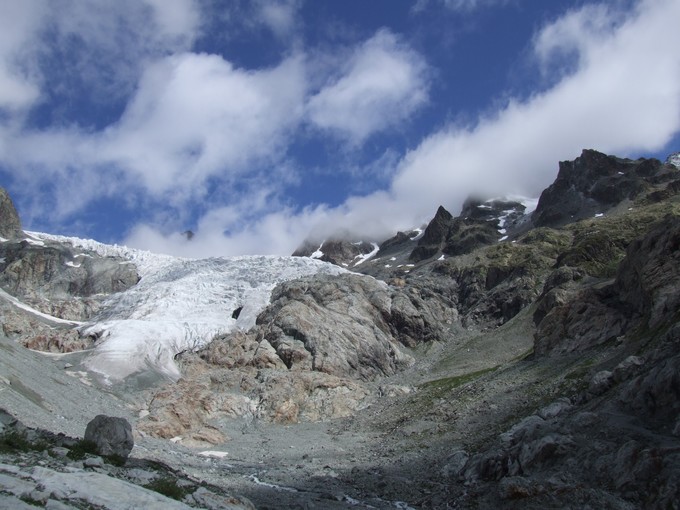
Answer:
xmin=189 ymin=487 xmax=256 ymax=510
xmin=499 ymin=415 xmax=545 ymax=446
xmin=537 ymin=398 xmax=572 ymax=420
xmin=252 ymin=273 xmax=434 ymax=380
xmin=532 ymin=149 xmax=670 ymax=227
xmin=84 ymin=456 xmax=105 ymax=468
xmin=589 ymin=370 xmax=613 ymax=395
xmin=49 ymin=447 xmax=70 ymax=458
xmin=518 ymin=433 xmax=574 ymax=470
xmin=441 ymin=450 xmax=469 ymax=479
xmin=0 ymin=187 xmax=22 ymax=239
xmin=84 ymin=415 xmax=134 ymax=459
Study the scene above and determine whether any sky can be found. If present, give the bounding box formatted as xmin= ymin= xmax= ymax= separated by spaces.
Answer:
xmin=0 ymin=0 xmax=679 ymax=257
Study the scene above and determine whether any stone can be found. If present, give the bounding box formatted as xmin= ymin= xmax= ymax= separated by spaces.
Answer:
xmin=84 ymin=415 xmax=134 ymax=459
xmin=190 ymin=487 xmax=257 ymax=510
xmin=518 ymin=433 xmax=574 ymax=470
xmin=0 ymin=187 xmax=22 ymax=239
xmin=499 ymin=415 xmax=545 ymax=446
xmin=537 ymin=398 xmax=572 ymax=420
xmin=589 ymin=370 xmax=613 ymax=395
xmin=84 ymin=456 xmax=105 ymax=468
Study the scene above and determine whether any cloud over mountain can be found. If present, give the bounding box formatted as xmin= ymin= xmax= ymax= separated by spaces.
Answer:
xmin=0 ymin=0 xmax=679 ymax=256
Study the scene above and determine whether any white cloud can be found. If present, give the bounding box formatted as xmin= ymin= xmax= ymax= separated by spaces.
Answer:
xmin=123 ymin=0 xmax=680 ymax=257
xmin=4 ymin=0 xmax=680 ymax=259
xmin=101 ymin=52 xmax=306 ymax=202
xmin=0 ymin=0 xmax=45 ymax=112
xmin=307 ymin=29 xmax=430 ymax=143
xmin=255 ymin=0 xmax=301 ymax=39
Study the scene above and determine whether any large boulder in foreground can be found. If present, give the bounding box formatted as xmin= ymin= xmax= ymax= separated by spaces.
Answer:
xmin=84 ymin=415 xmax=134 ymax=459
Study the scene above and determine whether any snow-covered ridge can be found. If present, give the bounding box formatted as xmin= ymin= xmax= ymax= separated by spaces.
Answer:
xmin=27 ymin=232 xmax=348 ymax=383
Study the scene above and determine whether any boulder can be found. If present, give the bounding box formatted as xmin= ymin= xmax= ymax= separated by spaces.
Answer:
xmin=84 ymin=415 xmax=134 ymax=459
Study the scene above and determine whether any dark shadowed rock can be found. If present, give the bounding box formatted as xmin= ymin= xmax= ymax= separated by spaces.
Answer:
xmin=84 ymin=415 xmax=134 ymax=459
xmin=0 ymin=187 xmax=22 ymax=239
xmin=535 ymin=215 xmax=680 ymax=356
xmin=532 ymin=149 xmax=676 ymax=227
xmin=293 ymin=238 xmax=377 ymax=268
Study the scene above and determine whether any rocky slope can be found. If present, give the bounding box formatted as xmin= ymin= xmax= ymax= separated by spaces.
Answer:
xmin=1 ymin=148 xmax=679 ymax=509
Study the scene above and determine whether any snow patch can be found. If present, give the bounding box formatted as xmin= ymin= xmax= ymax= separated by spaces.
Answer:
xmin=499 ymin=235 xmax=509 ymax=242
xmin=0 ymin=287 xmax=83 ymax=326
xmin=310 ymin=242 xmax=324 ymax=259
xmin=23 ymin=237 xmax=45 ymax=246
xmin=437 ymin=255 xmax=445 ymax=261
xmin=198 ymin=451 xmax=229 ymax=458
xmin=409 ymin=228 xmax=424 ymax=241
xmin=248 ymin=474 xmax=298 ymax=493
xmin=667 ymin=152 xmax=680 ymax=168
xmin=352 ymin=243 xmax=379 ymax=266
xmin=595 ymin=213 xmax=604 ymax=218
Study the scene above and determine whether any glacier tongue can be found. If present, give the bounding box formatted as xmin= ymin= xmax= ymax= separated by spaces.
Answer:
xmin=29 ymin=233 xmax=347 ymax=383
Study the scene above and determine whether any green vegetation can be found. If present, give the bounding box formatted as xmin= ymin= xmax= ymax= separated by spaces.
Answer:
xmin=559 ymin=203 xmax=680 ymax=278
xmin=0 ymin=430 xmax=47 ymax=453
xmin=66 ymin=439 xmax=98 ymax=460
xmin=420 ymin=366 xmax=498 ymax=395
xmin=144 ymin=477 xmax=192 ymax=501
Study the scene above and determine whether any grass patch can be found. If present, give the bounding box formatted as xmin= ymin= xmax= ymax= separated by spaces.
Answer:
xmin=0 ymin=430 xmax=48 ymax=453
xmin=144 ymin=477 xmax=192 ymax=501
xmin=66 ymin=439 xmax=98 ymax=460
xmin=420 ymin=366 xmax=498 ymax=395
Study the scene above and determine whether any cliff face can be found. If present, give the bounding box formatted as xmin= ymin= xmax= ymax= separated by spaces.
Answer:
xmin=0 ymin=187 xmax=22 ymax=239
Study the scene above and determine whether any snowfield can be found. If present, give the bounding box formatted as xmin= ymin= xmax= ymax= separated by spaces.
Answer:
xmin=29 ymin=233 xmax=348 ymax=383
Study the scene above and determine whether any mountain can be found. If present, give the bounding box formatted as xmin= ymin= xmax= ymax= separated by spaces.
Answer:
xmin=1 ymin=148 xmax=679 ymax=509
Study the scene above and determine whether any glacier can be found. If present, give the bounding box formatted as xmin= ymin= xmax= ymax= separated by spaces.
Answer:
xmin=29 ymin=233 xmax=348 ymax=383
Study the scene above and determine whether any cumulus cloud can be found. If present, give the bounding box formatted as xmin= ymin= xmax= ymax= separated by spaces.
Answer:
xmin=255 ymin=0 xmax=302 ymax=39
xmin=3 ymin=0 xmax=680 ymax=259
xmin=380 ymin=0 xmax=680 ymax=222
xmin=0 ymin=1 xmax=44 ymax=112
xmin=307 ymin=29 xmax=430 ymax=143
xmin=116 ymin=0 xmax=680 ymax=257
xmin=101 ymin=52 xmax=306 ymax=201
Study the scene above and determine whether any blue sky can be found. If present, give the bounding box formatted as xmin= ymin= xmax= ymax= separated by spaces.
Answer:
xmin=1 ymin=0 xmax=679 ymax=256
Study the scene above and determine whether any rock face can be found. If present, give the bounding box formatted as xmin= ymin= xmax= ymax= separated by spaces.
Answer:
xmin=0 ymin=187 xmax=22 ymax=239
xmin=292 ymin=238 xmax=377 ymax=268
xmin=410 ymin=199 xmax=526 ymax=262
xmin=0 ymin=240 xmax=140 ymax=306
xmin=0 ymin=232 xmax=140 ymax=352
xmin=255 ymin=273 xmax=435 ymax=379
xmin=84 ymin=415 xmax=134 ymax=459
xmin=534 ymin=214 xmax=680 ymax=356
xmin=140 ymin=273 xmax=447 ymax=437
xmin=532 ymin=149 xmax=676 ymax=227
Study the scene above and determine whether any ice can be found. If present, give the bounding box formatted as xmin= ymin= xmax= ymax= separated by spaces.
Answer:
xmin=27 ymin=232 xmax=347 ymax=383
